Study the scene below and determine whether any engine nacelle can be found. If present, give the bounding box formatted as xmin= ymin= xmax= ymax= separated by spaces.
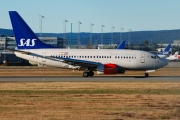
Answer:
xmin=97 ymin=63 xmax=118 ymax=74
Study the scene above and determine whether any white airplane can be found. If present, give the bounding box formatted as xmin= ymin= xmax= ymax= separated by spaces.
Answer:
xmin=166 ymin=51 xmax=179 ymax=61
xmin=8 ymin=11 xmax=168 ymax=77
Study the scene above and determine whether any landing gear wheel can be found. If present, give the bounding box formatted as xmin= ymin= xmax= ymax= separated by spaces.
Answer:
xmin=119 ymin=69 xmax=125 ymax=74
xmin=83 ymin=72 xmax=89 ymax=77
xmin=88 ymin=71 xmax=94 ymax=77
xmin=145 ymin=73 xmax=149 ymax=77
xmin=82 ymin=70 xmax=94 ymax=77
xmin=121 ymin=69 xmax=125 ymax=74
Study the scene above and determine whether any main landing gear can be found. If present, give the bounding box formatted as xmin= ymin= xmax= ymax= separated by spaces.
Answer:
xmin=82 ymin=70 xmax=94 ymax=77
xmin=145 ymin=73 xmax=149 ymax=77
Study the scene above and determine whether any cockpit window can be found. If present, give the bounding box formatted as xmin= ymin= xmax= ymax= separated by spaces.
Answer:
xmin=151 ymin=56 xmax=156 ymax=59
xmin=151 ymin=55 xmax=159 ymax=59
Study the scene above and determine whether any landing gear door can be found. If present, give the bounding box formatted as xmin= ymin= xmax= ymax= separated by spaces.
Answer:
xmin=42 ymin=52 xmax=46 ymax=62
xmin=140 ymin=53 xmax=145 ymax=63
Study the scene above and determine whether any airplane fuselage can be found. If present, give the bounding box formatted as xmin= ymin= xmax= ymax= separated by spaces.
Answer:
xmin=15 ymin=49 xmax=168 ymax=71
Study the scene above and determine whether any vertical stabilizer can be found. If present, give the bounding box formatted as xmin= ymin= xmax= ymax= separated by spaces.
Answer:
xmin=162 ymin=44 xmax=171 ymax=54
xmin=9 ymin=11 xmax=57 ymax=49
xmin=116 ymin=40 xmax=125 ymax=49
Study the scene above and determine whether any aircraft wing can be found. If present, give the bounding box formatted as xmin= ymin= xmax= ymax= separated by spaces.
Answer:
xmin=47 ymin=56 xmax=98 ymax=68
xmin=44 ymin=56 xmax=98 ymax=69
xmin=61 ymin=58 xmax=98 ymax=68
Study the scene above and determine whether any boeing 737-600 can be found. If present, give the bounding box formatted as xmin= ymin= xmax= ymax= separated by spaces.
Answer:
xmin=8 ymin=11 xmax=168 ymax=77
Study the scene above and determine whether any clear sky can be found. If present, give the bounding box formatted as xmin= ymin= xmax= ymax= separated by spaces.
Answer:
xmin=1 ymin=0 xmax=180 ymax=33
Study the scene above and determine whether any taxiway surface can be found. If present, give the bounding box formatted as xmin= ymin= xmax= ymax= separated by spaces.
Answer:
xmin=0 ymin=76 xmax=180 ymax=82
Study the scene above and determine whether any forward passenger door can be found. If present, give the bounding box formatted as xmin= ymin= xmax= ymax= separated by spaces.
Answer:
xmin=140 ymin=53 xmax=145 ymax=63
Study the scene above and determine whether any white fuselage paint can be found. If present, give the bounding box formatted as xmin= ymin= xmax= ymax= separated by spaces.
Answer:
xmin=15 ymin=49 xmax=168 ymax=71
xmin=158 ymin=54 xmax=169 ymax=58
xmin=166 ymin=55 xmax=179 ymax=61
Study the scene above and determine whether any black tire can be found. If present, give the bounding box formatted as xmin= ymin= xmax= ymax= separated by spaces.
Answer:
xmin=83 ymin=72 xmax=89 ymax=77
xmin=119 ymin=69 xmax=125 ymax=74
xmin=145 ymin=73 xmax=149 ymax=77
xmin=88 ymin=71 xmax=94 ymax=77
xmin=121 ymin=70 xmax=125 ymax=74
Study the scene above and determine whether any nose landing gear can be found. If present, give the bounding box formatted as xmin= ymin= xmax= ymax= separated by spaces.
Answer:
xmin=145 ymin=73 xmax=149 ymax=77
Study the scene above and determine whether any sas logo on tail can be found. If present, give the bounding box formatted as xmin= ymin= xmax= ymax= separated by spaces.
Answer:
xmin=163 ymin=51 xmax=169 ymax=54
xmin=18 ymin=39 xmax=37 ymax=46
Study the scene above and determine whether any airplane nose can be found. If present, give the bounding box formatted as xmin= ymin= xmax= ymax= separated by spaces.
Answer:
xmin=161 ymin=59 xmax=168 ymax=67
xmin=156 ymin=58 xmax=168 ymax=69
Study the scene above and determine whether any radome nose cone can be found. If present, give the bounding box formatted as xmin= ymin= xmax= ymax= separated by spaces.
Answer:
xmin=162 ymin=59 xmax=168 ymax=67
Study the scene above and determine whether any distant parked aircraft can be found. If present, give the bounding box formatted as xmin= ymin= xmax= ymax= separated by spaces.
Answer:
xmin=166 ymin=51 xmax=179 ymax=61
xmin=116 ymin=41 xmax=125 ymax=49
xmin=157 ymin=44 xmax=171 ymax=58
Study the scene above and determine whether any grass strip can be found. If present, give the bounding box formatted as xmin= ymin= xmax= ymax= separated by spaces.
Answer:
xmin=0 ymin=89 xmax=180 ymax=95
